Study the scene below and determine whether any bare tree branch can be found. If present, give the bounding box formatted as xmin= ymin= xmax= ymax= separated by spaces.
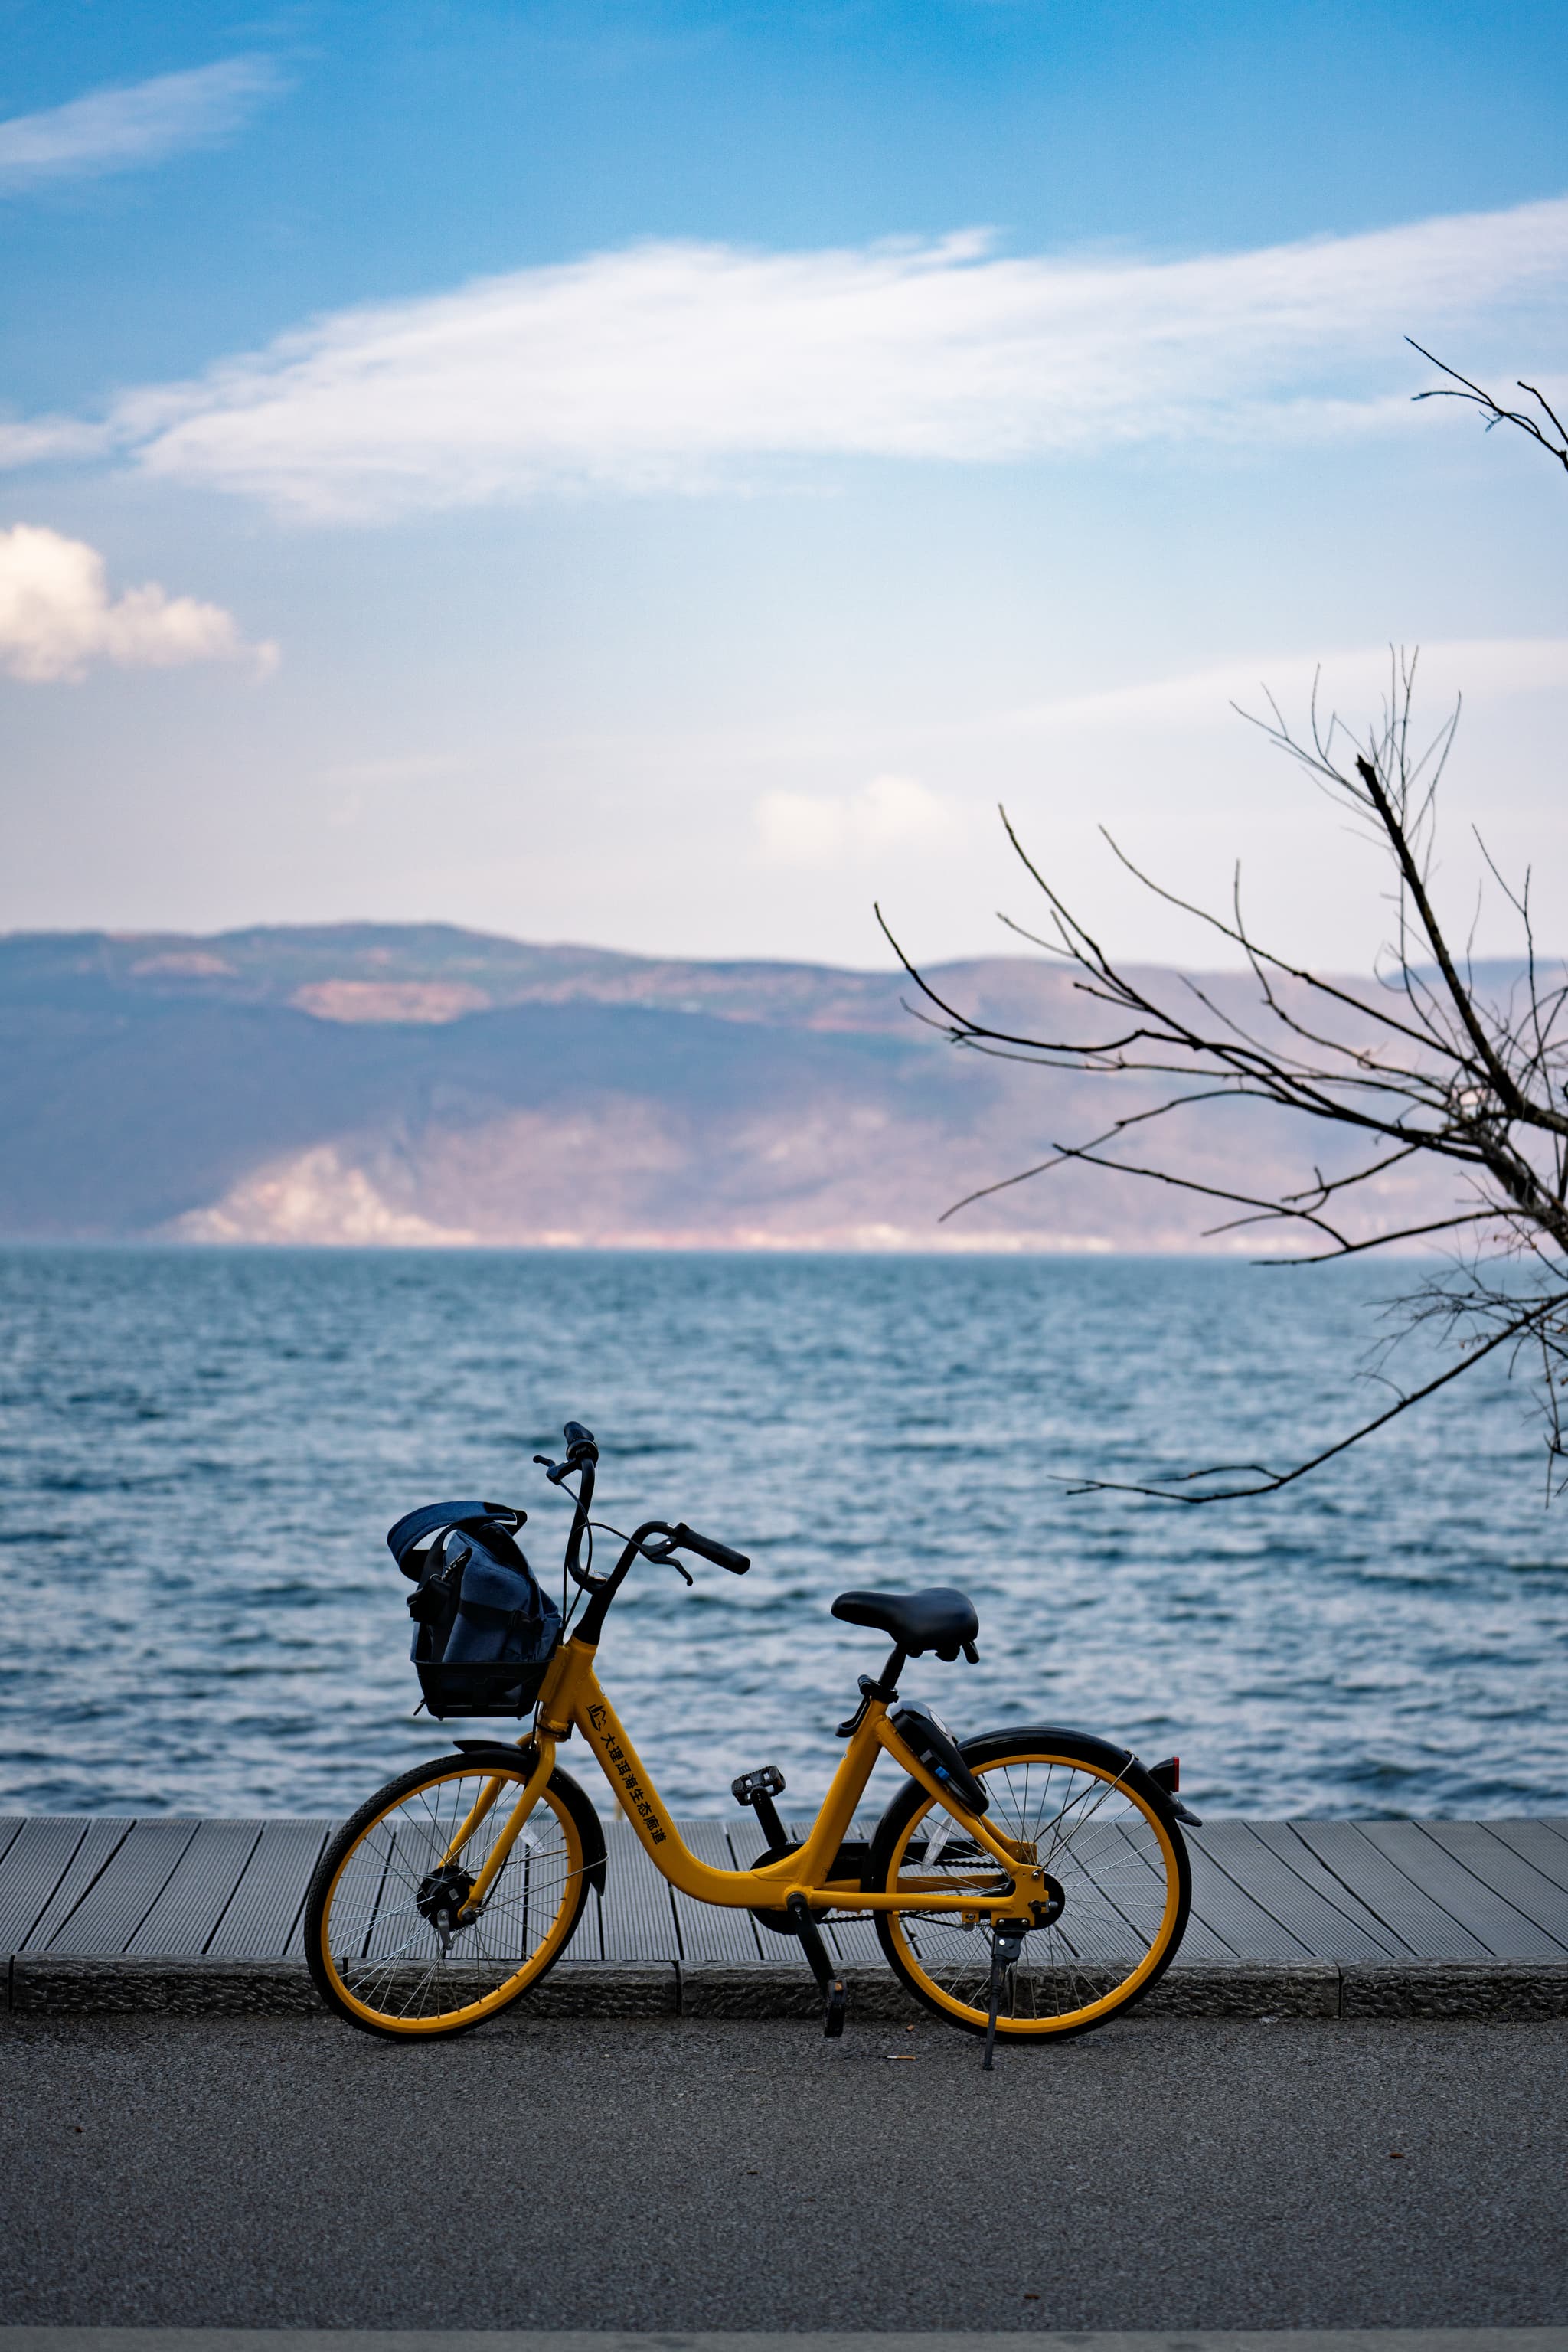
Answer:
xmin=885 ymin=349 xmax=1568 ymax=1499
xmin=1409 ymin=341 xmax=1568 ymax=475
xmin=1059 ymin=1309 xmax=1548 ymax=1502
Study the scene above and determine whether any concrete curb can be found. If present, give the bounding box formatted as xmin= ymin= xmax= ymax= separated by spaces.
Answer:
xmin=1340 ymin=1961 xmax=1568 ymax=2019
xmin=5 ymin=1956 xmax=681 ymax=2020
xmin=8 ymin=1958 xmax=322 ymax=2017
xmin=1142 ymin=1962 xmax=1341 ymax=2017
xmin=7 ymin=1955 xmax=1567 ymax=2021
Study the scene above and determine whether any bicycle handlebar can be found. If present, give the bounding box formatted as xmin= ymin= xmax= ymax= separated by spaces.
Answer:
xmin=556 ymin=1423 xmax=598 ymax=1587
xmin=535 ymin=1419 xmax=750 ymax=1612
xmin=671 ymin=1522 xmax=750 ymax=1574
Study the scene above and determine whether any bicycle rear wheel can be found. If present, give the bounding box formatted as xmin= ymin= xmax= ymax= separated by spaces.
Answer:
xmin=867 ymin=1729 xmax=1191 ymax=2040
xmin=305 ymin=1753 xmax=598 ymax=2037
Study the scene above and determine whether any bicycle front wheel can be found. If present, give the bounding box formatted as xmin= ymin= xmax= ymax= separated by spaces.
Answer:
xmin=867 ymin=1729 xmax=1191 ymax=2041
xmin=305 ymin=1753 xmax=596 ymax=2037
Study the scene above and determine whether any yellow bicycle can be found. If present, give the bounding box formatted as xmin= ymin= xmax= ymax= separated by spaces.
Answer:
xmin=305 ymin=1422 xmax=1197 ymax=2063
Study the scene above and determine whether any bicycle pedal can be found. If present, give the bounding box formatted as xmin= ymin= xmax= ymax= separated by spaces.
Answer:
xmin=732 ymin=1765 xmax=788 ymax=1850
xmin=823 ymin=1976 xmax=848 ymax=2040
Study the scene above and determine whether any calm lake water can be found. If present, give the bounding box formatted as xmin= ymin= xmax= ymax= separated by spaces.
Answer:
xmin=2 ymin=1247 xmax=1565 ymax=1821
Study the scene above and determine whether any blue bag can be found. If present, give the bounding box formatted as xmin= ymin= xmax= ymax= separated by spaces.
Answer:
xmin=388 ymin=1499 xmax=561 ymax=1720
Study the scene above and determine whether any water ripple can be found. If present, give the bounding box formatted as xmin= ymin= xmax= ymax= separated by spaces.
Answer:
xmin=1 ymin=1246 xmax=1565 ymax=1820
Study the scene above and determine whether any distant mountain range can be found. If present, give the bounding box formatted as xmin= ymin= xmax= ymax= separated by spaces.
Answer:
xmin=0 ymin=923 xmax=1469 ymax=1249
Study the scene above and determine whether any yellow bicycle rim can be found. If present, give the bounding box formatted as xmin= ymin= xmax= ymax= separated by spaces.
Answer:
xmin=881 ymin=1746 xmax=1185 ymax=2036
xmin=315 ymin=1764 xmax=586 ymax=2036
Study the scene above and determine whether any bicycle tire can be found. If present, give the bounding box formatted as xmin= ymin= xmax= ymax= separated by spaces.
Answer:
xmin=866 ymin=1726 xmax=1191 ymax=2041
xmin=305 ymin=1751 xmax=599 ymax=2038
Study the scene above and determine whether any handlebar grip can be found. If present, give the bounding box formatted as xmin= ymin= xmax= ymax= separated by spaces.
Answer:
xmin=562 ymin=1419 xmax=598 ymax=1461
xmin=672 ymin=1522 xmax=750 ymax=1573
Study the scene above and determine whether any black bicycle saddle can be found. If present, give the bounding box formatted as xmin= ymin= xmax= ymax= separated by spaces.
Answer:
xmin=831 ymin=1586 xmax=980 ymax=1660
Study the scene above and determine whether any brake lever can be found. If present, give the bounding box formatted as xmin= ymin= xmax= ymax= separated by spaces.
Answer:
xmin=534 ymin=1453 xmax=576 ymax=1488
xmin=583 ymin=1520 xmax=695 ymax=1584
xmin=630 ymin=1530 xmax=694 ymax=1583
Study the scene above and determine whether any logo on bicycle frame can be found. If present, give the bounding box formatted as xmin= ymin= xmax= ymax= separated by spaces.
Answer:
xmin=588 ymin=1703 xmax=666 ymax=1843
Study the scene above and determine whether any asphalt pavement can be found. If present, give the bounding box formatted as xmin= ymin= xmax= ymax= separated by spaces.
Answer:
xmin=2 ymin=2014 xmax=1563 ymax=2331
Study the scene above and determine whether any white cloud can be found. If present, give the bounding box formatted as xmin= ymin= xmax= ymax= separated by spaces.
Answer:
xmin=0 ymin=57 xmax=285 ymax=192
xmin=996 ymin=637 xmax=1568 ymax=739
xmin=5 ymin=191 xmax=1554 ymax=518
xmin=0 ymin=416 xmax=113 ymax=467
xmin=758 ymin=773 xmax=959 ymax=865
xmin=0 ymin=524 xmax=277 ymax=682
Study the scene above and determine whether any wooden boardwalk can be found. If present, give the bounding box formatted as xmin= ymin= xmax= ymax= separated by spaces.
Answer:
xmin=3 ymin=1811 xmax=1568 ymax=1975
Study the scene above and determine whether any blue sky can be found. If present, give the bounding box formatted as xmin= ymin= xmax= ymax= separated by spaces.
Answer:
xmin=2 ymin=0 xmax=1566 ymax=967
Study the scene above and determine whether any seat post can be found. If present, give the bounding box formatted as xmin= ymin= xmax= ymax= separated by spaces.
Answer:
xmin=835 ymin=1645 xmax=908 ymax=1740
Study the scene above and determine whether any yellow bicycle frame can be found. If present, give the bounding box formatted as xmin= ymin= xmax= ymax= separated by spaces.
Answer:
xmin=452 ymin=1630 xmax=1050 ymax=1922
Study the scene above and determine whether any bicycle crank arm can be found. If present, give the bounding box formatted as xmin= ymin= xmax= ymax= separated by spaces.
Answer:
xmin=786 ymin=1891 xmax=848 ymax=2040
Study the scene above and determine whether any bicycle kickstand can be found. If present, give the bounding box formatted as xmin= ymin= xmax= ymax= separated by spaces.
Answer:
xmin=982 ymin=1920 xmax=1027 ymax=2071
xmin=786 ymin=1893 xmax=848 ymax=2040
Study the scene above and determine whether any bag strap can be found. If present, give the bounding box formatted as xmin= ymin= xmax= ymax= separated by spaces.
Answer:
xmin=387 ymin=1499 xmax=524 ymax=1579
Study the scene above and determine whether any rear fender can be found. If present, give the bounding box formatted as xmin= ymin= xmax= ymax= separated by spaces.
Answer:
xmin=452 ymin=1740 xmax=608 ymax=1896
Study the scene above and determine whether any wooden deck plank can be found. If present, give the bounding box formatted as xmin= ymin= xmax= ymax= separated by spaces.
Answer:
xmin=600 ymin=1818 xmax=677 ymax=1962
xmin=822 ymin=1918 xmax=884 ymax=1966
xmin=211 ymin=1819 xmax=332 ymax=1957
xmin=126 ymin=1820 xmax=265 ymax=1956
xmin=41 ymin=1818 xmax=198 ymax=1955
xmin=824 ymin=1921 xmax=884 ymax=1964
xmin=1197 ymin=1821 xmax=1403 ymax=1962
xmin=1186 ymin=1831 xmax=1316 ymax=1961
xmin=7 ymin=1812 xmax=1568 ymax=1971
xmin=1289 ymin=1821 xmax=1492 ymax=1959
xmin=670 ymin=1818 xmax=761 ymax=1962
xmin=15 ymin=1819 xmax=136 ymax=1953
xmin=1091 ymin=1817 xmax=1236 ymax=1964
xmin=1485 ymin=1818 xmax=1568 ymax=1901
xmin=1248 ymin=1821 xmax=1416 ymax=1956
xmin=283 ymin=1824 xmax=347 ymax=1957
xmin=1376 ymin=1821 xmax=1568 ymax=1957
xmin=1426 ymin=1820 xmax=1568 ymax=1934
xmin=0 ymin=1817 xmax=96 ymax=1952
xmin=1165 ymin=1917 xmax=1236 ymax=1962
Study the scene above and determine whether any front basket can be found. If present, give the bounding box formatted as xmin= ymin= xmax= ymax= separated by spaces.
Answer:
xmin=416 ymin=1652 xmax=554 ymax=1721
